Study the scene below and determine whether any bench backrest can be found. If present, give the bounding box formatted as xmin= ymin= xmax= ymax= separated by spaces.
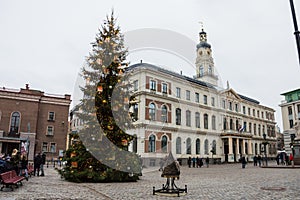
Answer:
xmin=0 ymin=171 xmax=12 ymax=181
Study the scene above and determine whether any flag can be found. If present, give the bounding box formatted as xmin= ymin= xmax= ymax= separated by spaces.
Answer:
xmin=239 ymin=125 xmax=245 ymax=133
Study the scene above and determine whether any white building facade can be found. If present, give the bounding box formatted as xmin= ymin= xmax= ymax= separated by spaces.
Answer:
xmin=127 ymin=29 xmax=277 ymax=166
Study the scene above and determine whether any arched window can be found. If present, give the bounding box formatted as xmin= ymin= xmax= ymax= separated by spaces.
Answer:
xmin=195 ymin=112 xmax=200 ymax=128
xmin=161 ymin=135 xmax=168 ymax=153
xmin=161 ymin=105 xmax=168 ymax=123
xmin=176 ymin=137 xmax=181 ymax=154
xmin=148 ymin=135 xmax=156 ymax=152
xmin=208 ymin=65 xmax=213 ymax=75
xmin=196 ymin=139 xmax=200 ymax=154
xmin=186 ymin=138 xmax=191 ymax=154
xmin=212 ymin=140 xmax=216 ymax=155
xmin=212 ymin=115 xmax=216 ymax=130
xmin=176 ymin=108 xmax=181 ymax=125
xmin=204 ymin=139 xmax=209 ymax=155
xmin=186 ymin=110 xmax=191 ymax=127
xmin=204 ymin=114 xmax=208 ymax=129
xmin=10 ymin=112 xmax=20 ymax=134
xmin=149 ymin=103 xmax=156 ymax=121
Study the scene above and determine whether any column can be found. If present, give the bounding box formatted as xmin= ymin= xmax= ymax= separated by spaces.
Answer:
xmin=228 ymin=137 xmax=233 ymax=154
xmin=236 ymin=138 xmax=240 ymax=156
xmin=242 ymin=139 xmax=246 ymax=155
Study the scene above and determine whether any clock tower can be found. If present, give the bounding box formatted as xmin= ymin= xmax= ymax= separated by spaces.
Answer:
xmin=195 ymin=29 xmax=218 ymax=86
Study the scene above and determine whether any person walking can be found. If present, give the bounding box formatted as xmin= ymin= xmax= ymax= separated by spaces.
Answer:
xmin=253 ymin=155 xmax=257 ymax=166
xmin=192 ymin=157 xmax=196 ymax=168
xmin=34 ymin=153 xmax=42 ymax=176
xmin=40 ymin=153 xmax=46 ymax=176
xmin=241 ymin=156 xmax=247 ymax=169
xmin=257 ymin=155 xmax=262 ymax=167
xmin=205 ymin=157 xmax=209 ymax=168
xmin=19 ymin=153 xmax=28 ymax=181
xmin=187 ymin=157 xmax=192 ymax=168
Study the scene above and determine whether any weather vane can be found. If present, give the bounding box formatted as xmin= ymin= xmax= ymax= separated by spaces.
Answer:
xmin=199 ymin=21 xmax=204 ymax=31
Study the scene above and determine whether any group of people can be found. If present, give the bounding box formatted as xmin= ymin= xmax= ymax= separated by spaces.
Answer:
xmin=0 ymin=149 xmax=46 ymax=179
xmin=252 ymin=155 xmax=262 ymax=167
xmin=187 ymin=157 xmax=210 ymax=168
xmin=0 ymin=149 xmax=29 ymax=180
xmin=33 ymin=152 xmax=46 ymax=176
xmin=276 ymin=152 xmax=294 ymax=166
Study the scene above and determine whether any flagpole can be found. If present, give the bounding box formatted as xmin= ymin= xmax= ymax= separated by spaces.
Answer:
xmin=289 ymin=0 xmax=300 ymax=66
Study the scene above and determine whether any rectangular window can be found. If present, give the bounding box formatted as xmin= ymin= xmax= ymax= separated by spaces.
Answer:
xmin=253 ymin=109 xmax=255 ymax=117
xmin=211 ymin=97 xmax=215 ymax=107
xmin=162 ymin=83 xmax=168 ymax=94
xmin=261 ymin=111 xmax=264 ymax=119
xmin=42 ymin=142 xmax=48 ymax=152
xmin=229 ymin=102 xmax=232 ymax=110
xmin=48 ymin=111 xmax=55 ymax=121
xmin=186 ymin=90 xmax=190 ymax=100
xmin=203 ymin=95 xmax=207 ymax=105
xmin=195 ymin=93 xmax=199 ymax=103
xmin=257 ymin=110 xmax=260 ymax=118
xmin=46 ymin=126 xmax=54 ymax=136
xmin=150 ymin=80 xmax=156 ymax=91
xmin=243 ymin=106 xmax=246 ymax=114
xmin=50 ymin=143 xmax=56 ymax=153
xmin=133 ymin=80 xmax=138 ymax=91
xmin=176 ymin=87 xmax=181 ymax=98
xmin=248 ymin=108 xmax=251 ymax=115
xmin=289 ymin=119 xmax=294 ymax=128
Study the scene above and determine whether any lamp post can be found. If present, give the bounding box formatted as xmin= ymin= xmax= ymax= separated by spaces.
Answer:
xmin=289 ymin=0 xmax=300 ymax=66
xmin=262 ymin=133 xmax=269 ymax=166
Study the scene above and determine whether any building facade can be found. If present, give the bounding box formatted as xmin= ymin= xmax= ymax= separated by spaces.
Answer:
xmin=127 ymin=29 xmax=277 ymax=166
xmin=0 ymin=84 xmax=71 ymax=161
xmin=279 ymin=88 xmax=300 ymax=155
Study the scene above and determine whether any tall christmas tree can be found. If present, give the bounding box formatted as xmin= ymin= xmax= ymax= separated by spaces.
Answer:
xmin=59 ymin=11 xmax=141 ymax=183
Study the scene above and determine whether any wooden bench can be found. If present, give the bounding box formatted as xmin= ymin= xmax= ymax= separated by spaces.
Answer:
xmin=0 ymin=170 xmax=25 ymax=191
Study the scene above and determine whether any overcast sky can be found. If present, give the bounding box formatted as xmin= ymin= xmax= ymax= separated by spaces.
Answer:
xmin=0 ymin=0 xmax=299 ymax=130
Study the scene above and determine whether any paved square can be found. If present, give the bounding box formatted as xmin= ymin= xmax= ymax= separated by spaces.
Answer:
xmin=1 ymin=163 xmax=299 ymax=199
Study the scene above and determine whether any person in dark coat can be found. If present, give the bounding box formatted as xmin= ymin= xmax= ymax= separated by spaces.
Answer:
xmin=253 ymin=155 xmax=258 ymax=166
xmin=187 ymin=157 xmax=191 ymax=168
xmin=19 ymin=154 xmax=28 ymax=180
xmin=241 ymin=156 xmax=247 ymax=168
xmin=34 ymin=153 xmax=42 ymax=176
xmin=40 ymin=153 xmax=46 ymax=176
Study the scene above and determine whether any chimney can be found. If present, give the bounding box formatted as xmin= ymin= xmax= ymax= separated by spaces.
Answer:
xmin=26 ymin=84 xmax=29 ymax=90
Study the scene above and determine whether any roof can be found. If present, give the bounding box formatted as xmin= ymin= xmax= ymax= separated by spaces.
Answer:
xmin=128 ymin=62 xmax=217 ymax=90
xmin=281 ymin=88 xmax=300 ymax=96
xmin=128 ymin=62 xmax=261 ymax=105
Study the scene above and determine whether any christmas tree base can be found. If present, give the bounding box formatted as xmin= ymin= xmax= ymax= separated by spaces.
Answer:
xmin=153 ymin=177 xmax=187 ymax=197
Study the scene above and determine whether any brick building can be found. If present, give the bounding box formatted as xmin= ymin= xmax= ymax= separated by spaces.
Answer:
xmin=0 ymin=84 xmax=71 ymax=161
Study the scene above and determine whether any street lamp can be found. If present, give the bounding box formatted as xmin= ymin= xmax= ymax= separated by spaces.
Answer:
xmin=262 ymin=133 xmax=269 ymax=166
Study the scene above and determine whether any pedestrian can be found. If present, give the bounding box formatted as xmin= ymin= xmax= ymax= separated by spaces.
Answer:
xmin=10 ymin=149 xmax=20 ymax=174
xmin=40 ymin=153 xmax=46 ymax=176
xmin=187 ymin=157 xmax=191 ymax=168
xmin=276 ymin=154 xmax=280 ymax=165
xmin=19 ymin=153 xmax=28 ymax=180
xmin=34 ymin=153 xmax=42 ymax=176
xmin=257 ymin=155 xmax=262 ymax=167
xmin=192 ymin=157 xmax=196 ymax=168
xmin=290 ymin=153 xmax=294 ymax=167
xmin=253 ymin=155 xmax=257 ymax=166
xmin=200 ymin=158 xmax=203 ymax=167
xmin=241 ymin=156 xmax=247 ymax=168
xmin=196 ymin=157 xmax=200 ymax=168
xmin=205 ymin=157 xmax=209 ymax=168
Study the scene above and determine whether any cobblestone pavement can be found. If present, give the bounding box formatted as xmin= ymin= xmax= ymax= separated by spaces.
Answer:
xmin=1 ymin=162 xmax=299 ymax=200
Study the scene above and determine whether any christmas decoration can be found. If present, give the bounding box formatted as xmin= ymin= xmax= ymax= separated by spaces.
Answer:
xmin=58 ymin=10 xmax=141 ymax=183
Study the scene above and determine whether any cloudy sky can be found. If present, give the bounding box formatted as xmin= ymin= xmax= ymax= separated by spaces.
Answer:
xmin=0 ymin=0 xmax=299 ymax=130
